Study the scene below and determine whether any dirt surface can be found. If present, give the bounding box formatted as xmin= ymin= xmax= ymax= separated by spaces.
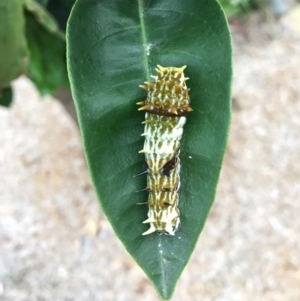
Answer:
xmin=1 ymin=12 xmax=300 ymax=301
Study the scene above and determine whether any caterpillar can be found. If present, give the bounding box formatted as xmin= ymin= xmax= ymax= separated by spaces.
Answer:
xmin=136 ymin=65 xmax=192 ymax=236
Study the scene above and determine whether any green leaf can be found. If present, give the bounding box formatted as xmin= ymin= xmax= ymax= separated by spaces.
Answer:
xmin=25 ymin=0 xmax=64 ymax=36
xmin=33 ymin=0 xmax=49 ymax=7
xmin=0 ymin=0 xmax=28 ymax=88
xmin=217 ymin=0 xmax=259 ymax=16
xmin=67 ymin=0 xmax=232 ymax=299
xmin=24 ymin=2 xmax=69 ymax=95
xmin=0 ymin=86 xmax=13 ymax=108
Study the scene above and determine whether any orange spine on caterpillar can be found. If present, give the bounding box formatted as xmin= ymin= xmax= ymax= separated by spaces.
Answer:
xmin=136 ymin=65 xmax=192 ymax=236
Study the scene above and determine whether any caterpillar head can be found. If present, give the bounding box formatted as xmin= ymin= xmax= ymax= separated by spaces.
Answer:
xmin=138 ymin=65 xmax=192 ymax=117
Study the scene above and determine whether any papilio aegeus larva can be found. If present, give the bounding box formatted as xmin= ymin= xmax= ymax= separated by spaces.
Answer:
xmin=136 ymin=65 xmax=192 ymax=236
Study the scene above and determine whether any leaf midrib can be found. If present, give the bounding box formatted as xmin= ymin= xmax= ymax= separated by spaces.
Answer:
xmin=138 ymin=0 xmax=150 ymax=80
xmin=137 ymin=0 xmax=168 ymax=294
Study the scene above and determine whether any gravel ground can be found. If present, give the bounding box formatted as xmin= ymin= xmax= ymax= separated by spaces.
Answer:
xmin=1 ymin=12 xmax=300 ymax=301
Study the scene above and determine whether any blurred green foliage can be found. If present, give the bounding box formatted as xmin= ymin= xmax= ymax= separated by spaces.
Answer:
xmin=0 ymin=0 xmax=74 ymax=107
xmin=25 ymin=0 xmax=69 ymax=95
xmin=0 ymin=86 xmax=13 ymax=107
xmin=47 ymin=0 xmax=75 ymax=31
xmin=0 ymin=0 xmax=28 ymax=89
xmin=24 ymin=0 xmax=74 ymax=95
xmin=25 ymin=12 xmax=69 ymax=95
xmin=218 ymin=0 xmax=262 ymax=17
xmin=35 ymin=0 xmax=49 ymax=5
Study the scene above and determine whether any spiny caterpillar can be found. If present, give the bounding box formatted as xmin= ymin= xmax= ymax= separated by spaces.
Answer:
xmin=136 ymin=65 xmax=192 ymax=236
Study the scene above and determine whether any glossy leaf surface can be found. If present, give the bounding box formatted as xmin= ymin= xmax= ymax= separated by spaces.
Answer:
xmin=67 ymin=0 xmax=232 ymax=298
